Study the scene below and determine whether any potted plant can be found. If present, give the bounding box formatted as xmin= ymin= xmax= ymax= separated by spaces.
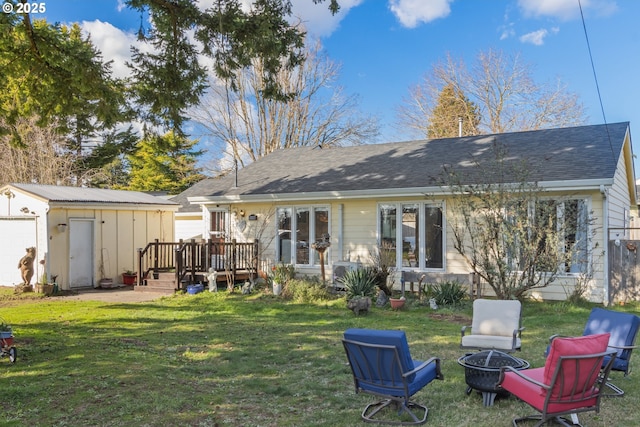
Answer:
xmin=389 ymin=295 xmax=406 ymax=310
xmin=122 ymin=270 xmax=137 ymax=286
xmin=37 ymin=272 xmax=55 ymax=295
xmin=271 ymin=264 xmax=295 ymax=296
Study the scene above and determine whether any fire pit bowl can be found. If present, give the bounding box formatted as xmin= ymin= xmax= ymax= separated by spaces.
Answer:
xmin=458 ymin=350 xmax=529 ymax=406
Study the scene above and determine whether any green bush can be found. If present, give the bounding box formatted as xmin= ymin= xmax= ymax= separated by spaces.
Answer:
xmin=283 ymin=278 xmax=333 ymax=303
xmin=432 ymin=280 xmax=467 ymax=306
xmin=339 ymin=268 xmax=378 ymax=300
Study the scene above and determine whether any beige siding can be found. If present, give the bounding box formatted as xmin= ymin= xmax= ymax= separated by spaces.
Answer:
xmin=45 ymin=207 xmax=174 ymax=290
xmin=608 ymin=139 xmax=633 ymax=239
xmin=222 ymin=190 xmax=615 ymax=301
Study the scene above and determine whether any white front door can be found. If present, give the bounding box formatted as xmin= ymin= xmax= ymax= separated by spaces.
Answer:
xmin=69 ymin=219 xmax=94 ymax=288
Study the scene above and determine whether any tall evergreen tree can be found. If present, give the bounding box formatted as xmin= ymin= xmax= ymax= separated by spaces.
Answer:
xmin=125 ymin=131 xmax=204 ymax=193
xmin=0 ymin=9 xmax=131 ymax=181
xmin=127 ymin=0 xmax=206 ymax=136
xmin=427 ymin=84 xmax=480 ymax=138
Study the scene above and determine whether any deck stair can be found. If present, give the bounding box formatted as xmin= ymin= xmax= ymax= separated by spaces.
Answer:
xmin=135 ymin=272 xmax=177 ymax=295
xmin=135 ymin=239 xmax=259 ymax=294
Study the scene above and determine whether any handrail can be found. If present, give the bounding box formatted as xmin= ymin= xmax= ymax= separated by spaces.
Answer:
xmin=138 ymin=239 xmax=259 ymax=289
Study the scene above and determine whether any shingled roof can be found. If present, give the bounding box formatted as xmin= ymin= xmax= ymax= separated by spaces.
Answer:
xmin=9 ymin=184 xmax=179 ymax=207
xmin=176 ymin=122 xmax=631 ymax=209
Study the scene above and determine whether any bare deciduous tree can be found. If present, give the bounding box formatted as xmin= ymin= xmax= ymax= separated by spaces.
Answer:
xmin=190 ymin=40 xmax=379 ymax=174
xmin=0 ymin=117 xmax=78 ymax=185
xmin=398 ymin=48 xmax=586 ymax=138
xmin=444 ymin=142 xmax=595 ymax=300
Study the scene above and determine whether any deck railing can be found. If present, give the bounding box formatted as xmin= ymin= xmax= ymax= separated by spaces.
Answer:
xmin=138 ymin=239 xmax=259 ymax=289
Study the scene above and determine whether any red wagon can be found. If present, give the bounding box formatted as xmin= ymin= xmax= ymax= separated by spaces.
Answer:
xmin=0 ymin=317 xmax=17 ymax=363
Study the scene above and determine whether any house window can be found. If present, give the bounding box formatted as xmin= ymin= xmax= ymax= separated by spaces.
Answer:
xmin=528 ymin=199 xmax=589 ymax=274
xmin=276 ymin=206 xmax=329 ymax=266
xmin=378 ymin=202 xmax=444 ymax=270
xmin=210 ymin=210 xmax=227 ymax=242
xmin=277 ymin=208 xmax=292 ymax=264
xmin=561 ymin=199 xmax=589 ymax=273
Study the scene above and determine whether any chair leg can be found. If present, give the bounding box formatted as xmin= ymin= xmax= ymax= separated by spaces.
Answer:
xmin=361 ymin=398 xmax=428 ymax=425
xmin=513 ymin=414 xmax=582 ymax=427
xmin=603 ymin=380 xmax=625 ymax=397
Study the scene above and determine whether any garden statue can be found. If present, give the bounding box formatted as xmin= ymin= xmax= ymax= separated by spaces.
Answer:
xmin=376 ymin=290 xmax=389 ymax=307
xmin=207 ymin=268 xmax=218 ymax=292
xmin=18 ymin=247 xmax=36 ymax=285
xmin=347 ymin=296 xmax=371 ymax=316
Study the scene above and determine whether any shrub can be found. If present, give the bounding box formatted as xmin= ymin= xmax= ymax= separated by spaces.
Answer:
xmin=339 ymin=268 xmax=378 ymax=300
xmin=271 ymin=263 xmax=295 ymax=284
xmin=283 ymin=278 xmax=333 ymax=303
xmin=432 ymin=280 xmax=467 ymax=306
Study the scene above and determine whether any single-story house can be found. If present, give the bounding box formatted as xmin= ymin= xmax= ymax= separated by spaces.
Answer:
xmin=0 ymin=184 xmax=179 ymax=289
xmin=174 ymin=122 xmax=636 ymax=304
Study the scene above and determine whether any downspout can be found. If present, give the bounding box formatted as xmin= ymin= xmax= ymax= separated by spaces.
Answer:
xmin=600 ymin=185 xmax=610 ymax=306
xmin=337 ymin=203 xmax=344 ymax=261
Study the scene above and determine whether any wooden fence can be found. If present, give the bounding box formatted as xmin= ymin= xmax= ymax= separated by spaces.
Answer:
xmin=608 ymin=239 xmax=640 ymax=302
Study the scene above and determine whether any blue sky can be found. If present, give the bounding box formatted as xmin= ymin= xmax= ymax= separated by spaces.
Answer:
xmin=38 ymin=0 xmax=640 ymax=173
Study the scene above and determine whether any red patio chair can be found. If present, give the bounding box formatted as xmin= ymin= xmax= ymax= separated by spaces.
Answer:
xmin=498 ymin=333 xmax=616 ymax=426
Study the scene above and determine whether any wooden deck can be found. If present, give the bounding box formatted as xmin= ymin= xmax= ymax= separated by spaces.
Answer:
xmin=135 ymin=239 xmax=259 ymax=294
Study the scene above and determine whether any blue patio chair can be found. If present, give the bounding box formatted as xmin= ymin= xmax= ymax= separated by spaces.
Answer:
xmin=342 ymin=328 xmax=444 ymax=425
xmin=546 ymin=307 xmax=640 ymax=397
xmin=582 ymin=307 xmax=640 ymax=396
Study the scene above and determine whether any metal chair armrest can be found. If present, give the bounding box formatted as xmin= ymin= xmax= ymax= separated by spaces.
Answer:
xmin=607 ymin=343 xmax=639 ymax=351
xmin=461 ymin=325 xmax=470 ymax=338
xmin=498 ymin=365 xmax=549 ymax=390
xmin=405 ymin=357 xmax=444 ymax=380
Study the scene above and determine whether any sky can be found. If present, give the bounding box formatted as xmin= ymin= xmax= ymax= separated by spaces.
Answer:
xmin=35 ymin=0 xmax=640 ymax=174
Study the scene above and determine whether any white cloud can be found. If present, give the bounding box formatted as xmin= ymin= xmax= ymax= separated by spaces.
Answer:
xmin=388 ymin=0 xmax=452 ymax=29
xmin=519 ymin=29 xmax=549 ymax=45
xmin=80 ymin=20 xmax=141 ymax=79
xmin=518 ymin=0 xmax=618 ymax=21
xmin=499 ymin=23 xmax=516 ymax=40
xmin=289 ymin=0 xmax=364 ymax=37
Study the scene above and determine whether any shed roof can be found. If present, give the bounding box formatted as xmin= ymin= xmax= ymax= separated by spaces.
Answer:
xmin=178 ymin=122 xmax=632 ymax=207
xmin=8 ymin=184 xmax=180 ymax=207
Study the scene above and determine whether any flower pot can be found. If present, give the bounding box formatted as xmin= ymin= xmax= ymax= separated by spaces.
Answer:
xmin=122 ymin=273 xmax=137 ymax=286
xmin=273 ymin=282 xmax=282 ymax=296
xmin=99 ymin=278 xmax=115 ymax=288
xmin=390 ymin=298 xmax=406 ymax=310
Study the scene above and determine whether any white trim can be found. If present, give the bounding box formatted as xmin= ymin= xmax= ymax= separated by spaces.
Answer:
xmin=275 ymin=204 xmax=331 ymax=267
xmin=188 ymin=179 xmax=614 ymax=205
xmin=377 ymin=201 xmax=446 ymax=272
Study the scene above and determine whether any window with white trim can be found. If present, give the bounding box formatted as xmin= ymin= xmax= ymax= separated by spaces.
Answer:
xmin=276 ymin=206 xmax=329 ymax=266
xmin=508 ymin=198 xmax=590 ymax=274
xmin=379 ymin=202 xmax=444 ymax=270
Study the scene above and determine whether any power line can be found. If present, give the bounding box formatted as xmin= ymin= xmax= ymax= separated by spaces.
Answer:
xmin=578 ymin=0 xmax=617 ymax=165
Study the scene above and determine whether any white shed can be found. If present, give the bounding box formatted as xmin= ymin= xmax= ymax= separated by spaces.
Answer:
xmin=0 ymin=183 xmax=179 ymax=290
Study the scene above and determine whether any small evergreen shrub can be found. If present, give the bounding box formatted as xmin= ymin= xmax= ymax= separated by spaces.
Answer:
xmin=339 ymin=268 xmax=378 ymax=300
xmin=432 ymin=280 xmax=467 ymax=306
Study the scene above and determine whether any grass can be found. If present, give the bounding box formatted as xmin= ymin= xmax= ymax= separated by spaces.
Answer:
xmin=0 ymin=287 xmax=639 ymax=426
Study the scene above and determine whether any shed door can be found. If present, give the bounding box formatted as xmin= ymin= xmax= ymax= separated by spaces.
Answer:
xmin=69 ymin=219 xmax=94 ymax=288
xmin=0 ymin=217 xmax=37 ymax=285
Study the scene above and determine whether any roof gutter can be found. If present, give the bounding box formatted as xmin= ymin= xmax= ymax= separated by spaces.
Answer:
xmin=188 ymin=178 xmax=615 ymax=205
xmin=48 ymin=202 xmax=180 ymax=211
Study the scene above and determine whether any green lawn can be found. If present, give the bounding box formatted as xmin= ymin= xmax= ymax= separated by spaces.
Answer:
xmin=0 ymin=288 xmax=638 ymax=426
